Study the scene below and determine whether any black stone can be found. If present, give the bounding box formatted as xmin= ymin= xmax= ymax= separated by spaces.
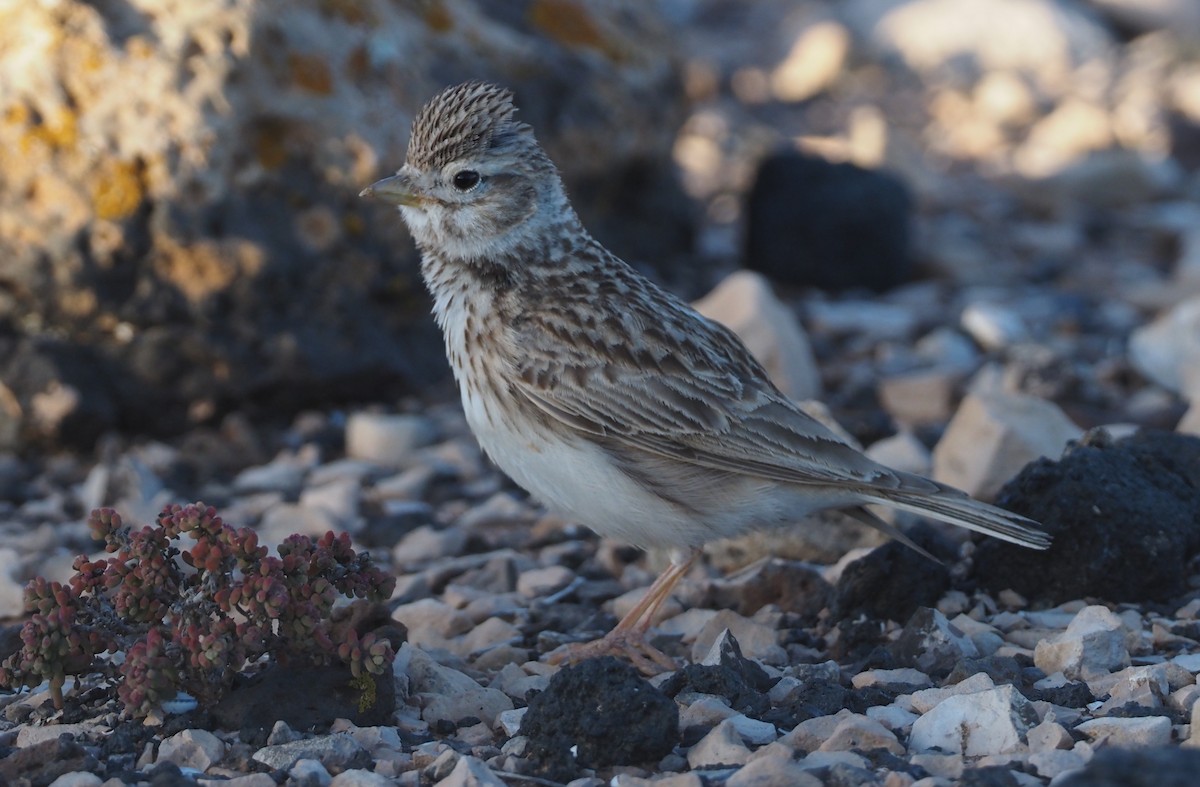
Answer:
xmin=660 ymin=663 xmax=770 ymax=718
xmin=744 ymin=151 xmax=913 ymax=292
xmin=1056 ymin=746 xmax=1200 ymax=787
xmin=1025 ymin=680 xmax=1095 ymax=708
xmin=763 ymin=677 xmax=850 ymax=729
xmin=519 ymin=657 xmax=678 ymax=779
xmin=833 ymin=526 xmax=954 ymax=623
xmin=0 ymin=735 xmax=98 ymax=787
xmin=974 ymin=430 xmax=1200 ymax=604
xmin=211 ymin=662 xmax=397 ymax=731
xmin=959 ymin=766 xmax=1021 ymax=787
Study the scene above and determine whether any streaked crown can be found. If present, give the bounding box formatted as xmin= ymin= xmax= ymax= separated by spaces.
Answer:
xmin=406 ymin=82 xmax=530 ymax=171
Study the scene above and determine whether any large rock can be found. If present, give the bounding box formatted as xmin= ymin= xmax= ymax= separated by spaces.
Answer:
xmin=974 ymin=429 xmax=1200 ymax=604
xmin=693 ymin=271 xmax=821 ymax=400
xmin=1129 ymin=296 xmax=1200 ymax=397
xmin=744 ymin=151 xmax=913 ymax=292
xmin=844 ymin=0 xmax=1113 ymax=89
xmin=0 ymin=0 xmax=688 ymax=450
xmin=932 ymin=390 xmax=1082 ymax=501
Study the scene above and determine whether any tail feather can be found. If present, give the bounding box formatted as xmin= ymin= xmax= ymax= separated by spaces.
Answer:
xmin=862 ymin=489 xmax=1051 ymax=550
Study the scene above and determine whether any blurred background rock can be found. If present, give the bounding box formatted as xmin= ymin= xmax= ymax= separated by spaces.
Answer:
xmin=2 ymin=0 xmax=1199 ymax=457
xmin=0 ymin=0 xmax=689 ymax=449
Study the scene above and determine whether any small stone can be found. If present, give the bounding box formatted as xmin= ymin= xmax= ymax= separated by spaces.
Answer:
xmin=693 ymin=271 xmax=821 ymax=400
xmin=47 ymin=775 xmax=103 ymax=787
xmin=879 ymin=368 xmax=961 ymax=427
xmin=687 ymin=719 xmax=752 ymax=768
xmin=495 ymin=708 xmax=528 ymax=737
xmin=961 ymin=302 xmax=1027 ymax=351
xmin=391 ymin=598 xmax=474 ymax=652
xmin=891 ymin=607 xmax=979 ymax=676
xmin=1027 ymin=718 xmax=1073 ymax=752
xmin=288 ymin=759 xmax=332 ymax=787
xmin=1094 ymin=664 xmax=1169 ymax=712
xmin=157 ymin=729 xmax=225 ymax=772
xmin=1033 ymin=605 xmax=1131 ymax=681
xmin=727 ymin=754 xmax=823 ymax=787
xmin=433 ymin=755 xmax=508 ymax=786
xmin=346 ymin=413 xmax=438 ymax=464
xmin=268 ymin=720 xmax=302 ymax=745
xmin=933 ymin=390 xmax=1082 ymax=500
xmin=0 ymin=548 xmax=26 ymax=617
xmin=780 ymin=709 xmax=861 ymax=753
xmin=233 ymin=459 xmax=307 ymax=496
xmin=1129 ymin=296 xmax=1200 ymax=397
xmin=909 ymin=684 xmax=1038 ymax=756
xmin=1029 ymin=748 xmax=1088 ymax=780
xmin=202 ymin=775 xmax=275 ymax=787
xmin=852 ymin=668 xmax=932 ymax=690
xmin=330 ymin=771 xmax=395 ymax=787
xmin=406 ymin=646 xmax=514 ymax=726
xmin=393 ymin=525 xmax=468 ymax=568
xmin=252 ymin=733 xmax=371 ymax=772
xmin=769 ymin=21 xmax=850 ymax=103
xmin=1075 ymin=715 xmax=1172 ymax=747
xmin=516 ymin=565 xmax=574 ymax=599
xmin=692 ymin=612 xmax=786 ymax=665
xmin=299 ymin=478 xmax=362 ymax=531
xmin=865 ymin=705 xmax=918 ymax=732
xmin=818 ymin=714 xmax=903 ymax=754
xmin=866 ymin=431 xmax=933 ymax=477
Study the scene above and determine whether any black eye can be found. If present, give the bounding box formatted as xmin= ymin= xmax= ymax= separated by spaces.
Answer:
xmin=452 ymin=170 xmax=480 ymax=191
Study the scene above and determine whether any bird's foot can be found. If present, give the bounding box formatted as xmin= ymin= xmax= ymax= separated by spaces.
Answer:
xmin=546 ymin=630 xmax=678 ymax=675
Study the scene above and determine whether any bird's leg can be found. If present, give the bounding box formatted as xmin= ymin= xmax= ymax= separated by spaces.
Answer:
xmin=547 ymin=548 xmax=699 ymax=674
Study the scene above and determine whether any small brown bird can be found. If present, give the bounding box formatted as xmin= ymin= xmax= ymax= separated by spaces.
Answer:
xmin=362 ymin=82 xmax=1050 ymax=671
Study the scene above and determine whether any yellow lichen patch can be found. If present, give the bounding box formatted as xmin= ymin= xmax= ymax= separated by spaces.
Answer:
xmin=152 ymin=238 xmax=265 ymax=304
xmin=16 ymin=105 xmax=79 ymax=155
xmin=288 ymin=52 xmax=334 ymax=95
xmin=528 ymin=0 xmax=611 ymax=55
xmin=423 ymin=1 xmax=454 ymax=32
xmin=3 ymin=102 xmax=30 ymax=126
xmin=90 ymin=158 xmax=144 ymax=221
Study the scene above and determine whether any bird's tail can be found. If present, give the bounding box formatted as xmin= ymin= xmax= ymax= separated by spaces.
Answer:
xmin=861 ymin=484 xmax=1051 ymax=550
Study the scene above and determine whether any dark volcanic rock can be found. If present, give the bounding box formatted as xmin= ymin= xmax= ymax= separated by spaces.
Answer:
xmin=212 ymin=662 xmax=396 ymax=731
xmin=519 ymin=657 xmax=678 ymax=779
xmin=744 ymin=151 xmax=913 ymax=292
xmin=1056 ymin=746 xmax=1200 ymax=787
xmin=974 ymin=429 xmax=1200 ymax=604
xmin=833 ymin=526 xmax=954 ymax=623
xmin=0 ymin=735 xmax=99 ymax=787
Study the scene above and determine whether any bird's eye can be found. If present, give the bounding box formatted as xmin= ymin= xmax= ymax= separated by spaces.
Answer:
xmin=452 ymin=170 xmax=481 ymax=191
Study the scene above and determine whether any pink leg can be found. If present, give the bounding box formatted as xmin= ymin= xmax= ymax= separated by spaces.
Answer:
xmin=548 ymin=548 xmax=699 ymax=674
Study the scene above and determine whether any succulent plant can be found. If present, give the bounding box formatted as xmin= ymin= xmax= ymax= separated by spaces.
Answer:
xmin=0 ymin=503 xmax=396 ymax=716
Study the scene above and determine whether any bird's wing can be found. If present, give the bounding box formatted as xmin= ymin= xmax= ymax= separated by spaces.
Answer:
xmin=509 ymin=294 xmax=920 ymax=494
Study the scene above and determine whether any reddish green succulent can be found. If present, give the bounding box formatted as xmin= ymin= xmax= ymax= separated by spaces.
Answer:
xmin=0 ymin=503 xmax=396 ymax=716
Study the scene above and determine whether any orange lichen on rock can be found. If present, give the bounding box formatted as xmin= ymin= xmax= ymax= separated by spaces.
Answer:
xmin=528 ymin=0 xmax=612 ymax=55
xmin=90 ymin=158 xmax=144 ymax=221
xmin=288 ymin=52 xmax=334 ymax=95
xmin=152 ymin=238 xmax=265 ymax=304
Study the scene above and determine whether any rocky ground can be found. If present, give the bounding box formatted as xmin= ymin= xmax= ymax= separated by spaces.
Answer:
xmin=5 ymin=0 xmax=1200 ymax=785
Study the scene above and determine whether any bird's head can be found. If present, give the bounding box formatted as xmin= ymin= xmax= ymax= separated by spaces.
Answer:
xmin=361 ymin=82 xmax=568 ymax=262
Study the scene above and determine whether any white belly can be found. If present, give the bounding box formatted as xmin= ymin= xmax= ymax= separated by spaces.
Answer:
xmin=460 ymin=381 xmax=692 ymax=548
